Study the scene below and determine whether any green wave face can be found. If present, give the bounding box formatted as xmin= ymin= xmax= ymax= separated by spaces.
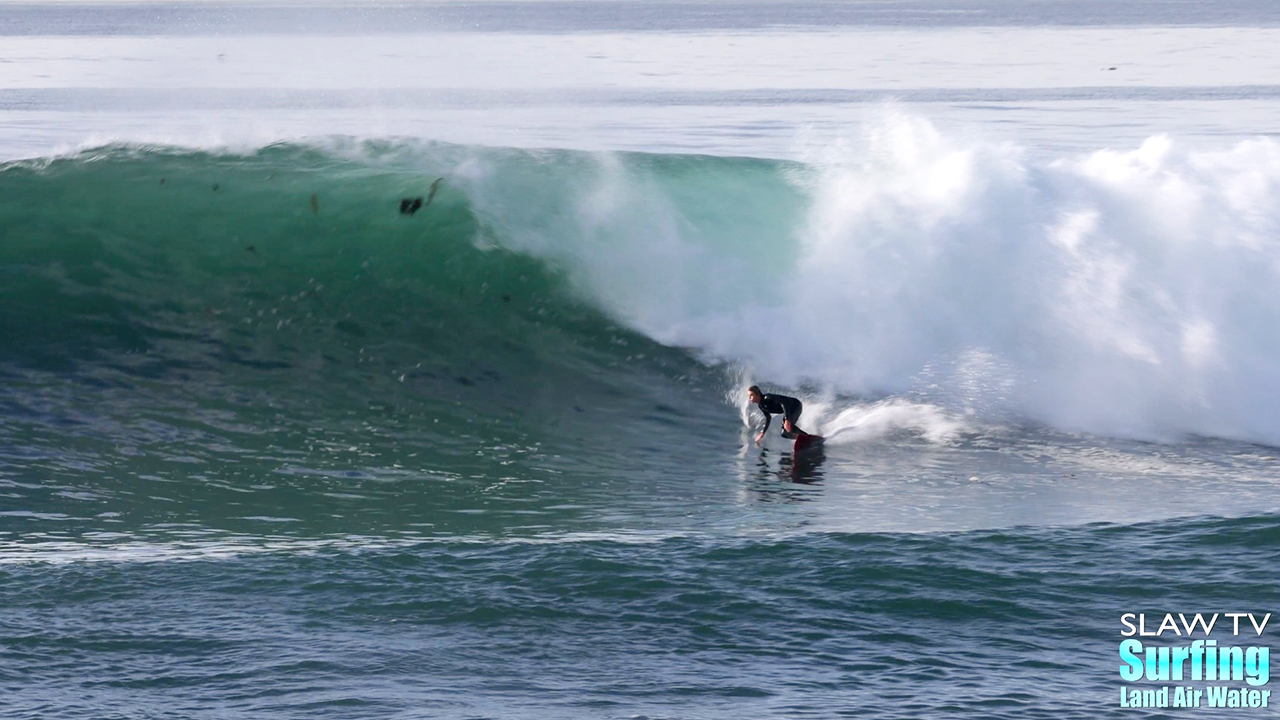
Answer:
xmin=6 ymin=139 xmax=1280 ymax=544
xmin=0 ymin=142 xmax=807 ymax=537
xmin=0 ymin=141 xmax=803 ymax=373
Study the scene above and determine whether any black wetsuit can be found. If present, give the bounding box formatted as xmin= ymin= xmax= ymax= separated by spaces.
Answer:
xmin=757 ymin=393 xmax=803 ymax=437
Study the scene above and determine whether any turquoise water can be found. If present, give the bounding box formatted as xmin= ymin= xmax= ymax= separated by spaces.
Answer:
xmin=6 ymin=517 xmax=1280 ymax=719
xmin=6 ymin=2 xmax=1280 ymax=718
xmin=3 ymin=141 xmax=1280 ymax=719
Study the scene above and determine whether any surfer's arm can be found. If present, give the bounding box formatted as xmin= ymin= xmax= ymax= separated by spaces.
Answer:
xmin=756 ymin=409 xmax=771 ymax=443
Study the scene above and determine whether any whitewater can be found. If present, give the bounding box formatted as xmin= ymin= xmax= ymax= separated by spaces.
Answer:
xmin=4 ymin=2 xmax=1280 ymax=719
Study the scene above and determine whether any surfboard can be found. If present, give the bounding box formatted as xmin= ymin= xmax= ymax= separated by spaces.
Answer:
xmin=793 ymin=431 xmax=824 ymax=454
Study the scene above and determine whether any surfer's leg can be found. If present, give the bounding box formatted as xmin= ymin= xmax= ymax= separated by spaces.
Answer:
xmin=781 ymin=423 xmax=796 ymax=440
xmin=782 ymin=400 xmax=804 ymax=437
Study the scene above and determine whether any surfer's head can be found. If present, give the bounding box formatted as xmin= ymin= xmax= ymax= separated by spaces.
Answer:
xmin=747 ymin=386 xmax=762 ymax=403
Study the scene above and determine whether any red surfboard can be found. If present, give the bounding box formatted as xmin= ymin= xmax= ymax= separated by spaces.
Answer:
xmin=793 ymin=431 xmax=824 ymax=454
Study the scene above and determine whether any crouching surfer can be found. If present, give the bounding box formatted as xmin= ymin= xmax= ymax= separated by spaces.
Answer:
xmin=748 ymin=385 xmax=807 ymax=444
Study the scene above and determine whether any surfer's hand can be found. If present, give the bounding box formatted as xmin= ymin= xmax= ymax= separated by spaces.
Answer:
xmin=755 ymin=432 xmax=764 ymax=445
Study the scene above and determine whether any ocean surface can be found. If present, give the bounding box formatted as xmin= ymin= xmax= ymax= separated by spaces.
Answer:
xmin=3 ymin=2 xmax=1280 ymax=718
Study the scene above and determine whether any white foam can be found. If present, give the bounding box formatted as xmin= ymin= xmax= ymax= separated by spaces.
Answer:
xmin=789 ymin=118 xmax=1280 ymax=442
xmin=464 ymin=110 xmax=1280 ymax=444
xmin=0 ymin=530 xmax=708 ymax=566
xmin=810 ymin=398 xmax=967 ymax=445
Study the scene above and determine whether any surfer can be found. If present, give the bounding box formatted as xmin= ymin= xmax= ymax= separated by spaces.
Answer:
xmin=399 ymin=178 xmax=445 ymax=216
xmin=748 ymin=385 xmax=806 ymax=444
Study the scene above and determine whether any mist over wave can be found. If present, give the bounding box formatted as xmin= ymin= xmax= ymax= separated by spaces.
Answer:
xmin=782 ymin=114 xmax=1280 ymax=443
xmin=452 ymin=113 xmax=1280 ymax=443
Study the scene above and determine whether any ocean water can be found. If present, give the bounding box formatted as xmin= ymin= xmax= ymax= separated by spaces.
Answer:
xmin=4 ymin=2 xmax=1280 ymax=718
